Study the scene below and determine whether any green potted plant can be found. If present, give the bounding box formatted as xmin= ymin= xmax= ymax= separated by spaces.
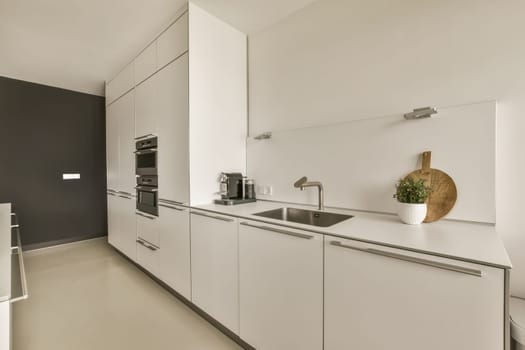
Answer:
xmin=394 ymin=177 xmax=431 ymax=224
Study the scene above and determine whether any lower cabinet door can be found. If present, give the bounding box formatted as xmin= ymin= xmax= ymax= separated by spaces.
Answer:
xmin=159 ymin=203 xmax=191 ymax=299
xmin=0 ymin=301 xmax=9 ymax=350
xmin=107 ymin=193 xmax=119 ymax=248
xmin=239 ymin=220 xmax=323 ymax=350
xmin=136 ymin=238 xmax=160 ymax=277
xmin=190 ymin=210 xmax=239 ymax=334
xmin=324 ymin=237 xmax=505 ymax=350
xmin=117 ymin=195 xmax=136 ymax=261
xmin=136 ymin=212 xmax=159 ymax=247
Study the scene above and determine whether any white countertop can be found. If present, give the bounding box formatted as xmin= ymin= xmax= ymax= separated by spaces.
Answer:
xmin=0 ymin=203 xmax=12 ymax=303
xmin=193 ymin=200 xmax=512 ymax=269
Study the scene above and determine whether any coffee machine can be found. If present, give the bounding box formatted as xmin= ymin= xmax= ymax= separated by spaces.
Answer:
xmin=214 ymin=172 xmax=256 ymax=205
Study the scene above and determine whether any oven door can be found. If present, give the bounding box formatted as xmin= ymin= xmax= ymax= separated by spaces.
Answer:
xmin=135 ymin=148 xmax=157 ymax=176
xmin=136 ymin=185 xmax=158 ymax=216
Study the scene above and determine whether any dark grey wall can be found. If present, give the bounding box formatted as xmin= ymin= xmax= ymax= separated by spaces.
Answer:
xmin=0 ymin=76 xmax=107 ymax=249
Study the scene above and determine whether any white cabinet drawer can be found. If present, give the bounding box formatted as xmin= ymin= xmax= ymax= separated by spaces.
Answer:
xmin=136 ymin=212 xmax=159 ymax=247
xmin=137 ymin=238 xmax=160 ymax=277
xmin=157 ymin=12 xmax=188 ymax=68
xmin=134 ymin=42 xmax=157 ymax=85
xmin=324 ymin=237 xmax=504 ymax=350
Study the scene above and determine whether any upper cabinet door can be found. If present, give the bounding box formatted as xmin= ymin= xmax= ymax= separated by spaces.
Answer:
xmin=134 ymin=42 xmax=157 ymax=85
xmin=106 ymin=103 xmax=119 ymax=191
xmin=134 ymin=74 xmax=158 ymax=139
xmin=157 ymin=53 xmax=189 ymax=204
xmin=116 ymin=91 xmax=135 ymax=194
xmin=157 ymin=12 xmax=188 ymax=68
xmin=107 ymin=62 xmax=134 ymax=105
xmin=324 ymin=237 xmax=504 ymax=350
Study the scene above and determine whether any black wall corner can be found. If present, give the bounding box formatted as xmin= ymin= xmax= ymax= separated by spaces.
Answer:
xmin=0 ymin=76 xmax=107 ymax=249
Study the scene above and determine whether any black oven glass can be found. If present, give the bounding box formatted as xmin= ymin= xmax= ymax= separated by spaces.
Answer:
xmin=139 ymin=191 xmax=156 ymax=206
xmin=137 ymin=153 xmax=156 ymax=169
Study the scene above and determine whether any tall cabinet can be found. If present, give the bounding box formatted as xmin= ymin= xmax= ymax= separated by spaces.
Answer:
xmin=105 ymin=2 xmax=247 ymax=305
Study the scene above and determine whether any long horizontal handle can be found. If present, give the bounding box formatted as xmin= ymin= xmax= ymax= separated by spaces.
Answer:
xmin=135 ymin=134 xmax=156 ymax=140
xmin=107 ymin=192 xmax=116 ymax=197
xmin=330 ymin=241 xmax=483 ymax=277
xmin=117 ymin=191 xmax=132 ymax=196
xmin=135 ymin=186 xmax=158 ymax=192
xmin=136 ymin=238 xmax=158 ymax=251
xmin=191 ymin=211 xmax=234 ymax=222
xmin=136 ymin=212 xmax=156 ymax=220
xmin=11 ymin=228 xmax=28 ymax=303
xmin=240 ymin=222 xmax=314 ymax=240
xmin=118 ymin=195 xmax=132 ymax=200
xmin=159 ymin=203 xmax=185 ymax=211
xmin=134 ymin=149 xmax=157 ymax=154
xmin=159 ymin=198 xmax=184 ymax=205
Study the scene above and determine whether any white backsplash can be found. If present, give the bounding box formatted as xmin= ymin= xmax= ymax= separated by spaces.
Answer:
xmin=247 ymin=101 xmax=496 ymax=223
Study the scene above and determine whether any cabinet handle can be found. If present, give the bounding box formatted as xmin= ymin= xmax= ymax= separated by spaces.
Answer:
xmin=240 ymin=222 xmax=314 ymax=240
xmin=135 ymin=134 xmax=156 ymax=141
xmin=191 ymin=211 xmax=234 ymax=222
xmin=107 ymin=188 xmax=117 ymax=193
xmin=118 ymin=195 xmax=132 ymax=200
xmin=330 ymin=241 xmax=483 ymax=278
xmin=136 ymin=238 xmax=158 ymax=251
xmin=107 ymin=192 xmax=116 ymax=197
xmin=117 ymin=191 xmax=132 ymax=196
xmin=159 ymin=198 xmax=184 ymax=205
xmin=11 ymin=224 xmax=19 ymax=229
xmin=136 ymin=212 xmax=156 ymax=220
xmin=159 ymin=203 xmax=185 ymax=211
xmin=11 ymin=213 xmax=16 ymax=217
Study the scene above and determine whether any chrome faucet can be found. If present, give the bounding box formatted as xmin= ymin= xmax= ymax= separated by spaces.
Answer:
xmin=294 ymin=176 xmax=325 ymax=211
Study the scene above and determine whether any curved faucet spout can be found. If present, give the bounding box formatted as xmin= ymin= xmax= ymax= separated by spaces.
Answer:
xmin=293 ymin=176 xmax=324 ymax=210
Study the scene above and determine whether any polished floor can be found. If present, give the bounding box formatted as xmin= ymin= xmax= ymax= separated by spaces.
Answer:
xmin=13 ymin=238 xmax=242 ymax=350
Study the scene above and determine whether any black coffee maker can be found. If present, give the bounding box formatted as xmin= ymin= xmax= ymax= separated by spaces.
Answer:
xmin=214 ymin=172 xmax=256 ymax=205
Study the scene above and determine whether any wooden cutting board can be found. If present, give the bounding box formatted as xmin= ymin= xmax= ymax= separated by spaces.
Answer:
xmin=404 ymin=151 xmax=457 ymax=223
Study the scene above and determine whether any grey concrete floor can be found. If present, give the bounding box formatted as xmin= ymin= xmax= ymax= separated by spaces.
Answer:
xmin=13 ymin=238 xmax=242 ymax=350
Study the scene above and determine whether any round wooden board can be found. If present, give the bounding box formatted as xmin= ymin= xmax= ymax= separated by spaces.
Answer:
xmin=404 ymin=168 xmax=457 ymax=223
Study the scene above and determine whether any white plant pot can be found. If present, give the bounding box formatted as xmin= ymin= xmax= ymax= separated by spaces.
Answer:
xmin=397 ymin=202 xmax=427 ymax=225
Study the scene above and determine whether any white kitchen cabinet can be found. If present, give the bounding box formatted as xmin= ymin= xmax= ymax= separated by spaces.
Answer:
xmin=324 ymin=237 xmax=504 ymax=350
xmin=107 ymin=193 xmax=119 ymax=248
xmin=157 ymin=54 xmax=189 ymax=204
xmin=190 ymin=210 xmax=239 ymax=334
xmin=134 ymin=42 xmax=157 ymax=85
xmin=159 ymin=203 xmax=191 ymax=299
xmin=134 ymin=74 xmax=158 ymax=139
xmin=115 ymin=91 xmax=135 ymax=194
xmin=106 ymin=62 xmax=134 ymax=105
xmin=108 ymin=193 xmax=136 ymax=261
xmin=136 ymin=237 xmax=161 ymax=277
xmin=238 ymin=221 xmax=323 ymax=350
xmin=106 ymin=103 xmax=119 ymax=191
xmin=0 ymin=301 xmax=9 ymax=350
xmin=136 ymin=212 xmax=160 ymax=277
xmin=136 ymin=212 xmax=159 ymax=247
xmin=116 ymin=194 xmax=137 ymax=261
xmin=157 ymin=12 xmax=188 ymax=68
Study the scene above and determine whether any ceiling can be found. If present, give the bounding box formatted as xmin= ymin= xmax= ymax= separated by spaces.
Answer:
xmin=0 ymin=0 xmax=317 ymax=96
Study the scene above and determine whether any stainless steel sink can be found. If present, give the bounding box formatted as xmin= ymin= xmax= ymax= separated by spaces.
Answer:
xmin=253 ymin=207 xmax=353 ymax=228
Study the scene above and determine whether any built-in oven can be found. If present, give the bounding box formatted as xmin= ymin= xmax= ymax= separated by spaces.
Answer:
xmin=136 ymin=175 xmax=158 ymax=216
xmin=135 ymin=136 xmax=158 ymax=176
